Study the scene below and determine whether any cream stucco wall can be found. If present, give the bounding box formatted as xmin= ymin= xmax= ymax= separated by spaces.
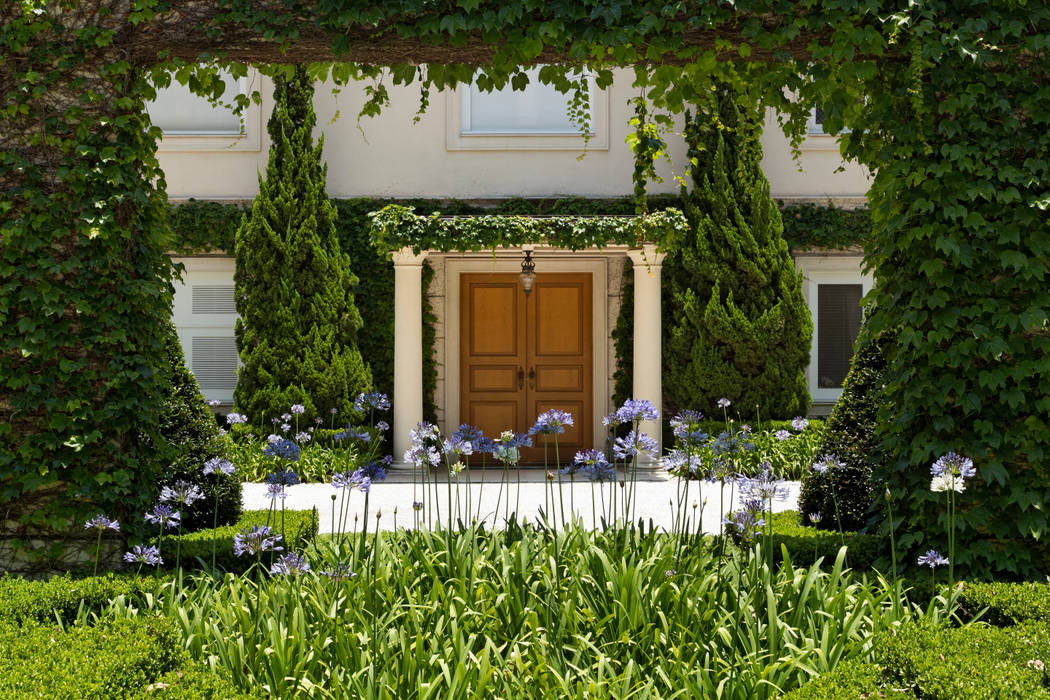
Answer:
xmin=158 ymin=70 xmax=870 ymax=201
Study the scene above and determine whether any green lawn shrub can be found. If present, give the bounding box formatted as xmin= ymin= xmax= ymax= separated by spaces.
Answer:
xmin=799 ymin=315 xmax=893 ymax=532
xmin=0 ymin=573 xmax=160 ymax=625
xmin=765 ymin=510 xmax=881 ymax=570
xmin=958 ymin=581 xmax=1050 ymax=626
xmin=0 ymin=615 xmax=251 ymax=699
xmin=163 ymin=508 xmax=318 ymax=572
xmin=671 ymin=418 xmax=824 ymax=479
xmin=785 ymin=622 xmax=1050 ymax=699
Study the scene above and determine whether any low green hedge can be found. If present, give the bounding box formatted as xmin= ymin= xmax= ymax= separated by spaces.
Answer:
xmin=162 ymin=508 xmax=319 ymax=572
xmin=0 ymin=615 xmax=252 ymax=698
xmin=958 ymin=581 xmax=1050 ymax=626
xmin=0 ymin=573 xmax=161 ymax=625
xmin=765 ymin=511 xmax=882 ymax=571
xmin=785 ymin=622 xmax=1050 ymax=699
xmin=666 ymin=419 xmax=825 ymax=480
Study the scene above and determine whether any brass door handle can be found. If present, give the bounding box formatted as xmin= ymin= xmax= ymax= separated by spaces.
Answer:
xmin=518 ymin=367 xmax=524 ymax=390
xmin=528 ymin=367 xmax=535 ymax=390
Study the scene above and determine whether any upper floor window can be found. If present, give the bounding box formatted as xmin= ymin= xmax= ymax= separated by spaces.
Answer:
xmin=147 ymin=72 xmax=245 ymax=135
xmin=807 ymin=105 xmax=826 ymax=135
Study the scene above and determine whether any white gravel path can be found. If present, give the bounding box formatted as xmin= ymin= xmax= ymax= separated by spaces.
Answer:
xmin=244 ymin=469 xmax=800 ymax=534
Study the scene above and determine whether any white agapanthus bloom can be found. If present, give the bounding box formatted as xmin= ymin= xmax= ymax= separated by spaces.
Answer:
xmin=930 ymin=473 xmax=965 ymax=493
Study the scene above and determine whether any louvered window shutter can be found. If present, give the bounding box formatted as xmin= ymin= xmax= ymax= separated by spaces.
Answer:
xmin=817 ymin=284 xmax=863 ymax=388
xmin=191 ymin=337 xmax=239 ymax=392
xmin=192 ymin=286 xmax=236 ymax=314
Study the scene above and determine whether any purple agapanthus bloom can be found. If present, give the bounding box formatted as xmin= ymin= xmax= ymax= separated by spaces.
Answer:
xmin=203 ymin=457 xmax=236 ymax=477
xmin=613 ymin=430 xmax=658 ymax=461
xmin=281 ymin=413 xmax=292 ymax=422
xmin=226 ymin=412 xmax=247 ymax=425
xmin=354 ymin=392 xmax=391 ymax=413
xmin=405 ymin=443 xmax=442 ymax=469
xmin=280 ymin=423 xmax=291 ymax=433
xmin=717 ymin=398 xmax=731 ymax=409
xmin=571 ymin=449 xmax=614 ymax=482
xmin=670 ymin=409 xmax=705 ymax=439
xmin=711 ymin=431 xmax=753 ymax=456
xmin=376 ymin=420 xmax=390 ymax=433
xmin=355 ymin=459 xmax=388 ymax=483
xmin=530 ymin=409 xmax=574 ymax=435
xmin=615 ymin=399 xmax=660 ymax=424
xmin=930 ymin=452 xmax=976 ymax=479
xmin=663 ymin=449 xmax=704 ymax=478
xmin=266 ymin=483 xmax=287 ymax=501
xmin=808 ymin=512 xmax=823 ymax=525
xmin=270 ymin=552 xmax=311 ymax=576
xmin=290 ymin=404 xmax=305 ymax=415
xmin=775 ymin=429 xmax=791 ymax=441
xmin=144 ymin=503 xmax=180 ymax=530
xmin=266 ymin=467 xmax=301 ymax=486
xmin=917 ymin=550 xmax=949 ymax=568
xmin=233 ymin=525 xmax=283 ymax=556
xmin=352 ymin=473 xmax=372 ymax=494
xmin=443 ymin=435 xmax=474 ymax=457
xmin=812 ymin=454 xmax=844 ymax=475
xmin=263 ymin=436 xmax=301 ymax=462
xmin=160 ymin=481 xmax=204 ymax=507
xmin=124 ymin=545 xmax=162 ymax=566
xmin=791 ymin=416 xmax=809 ymax=431
xmin=334 ymin=426 xmax=371 ymax=442
xmin=323 ymin=562 xmax=357 ymax=580
xmin=332 ymin=472 xmax=352 ymax=489
xmin=84 ymin=515 xmax=119 ymax=531
xmin=740 ymin=463 xmax=790 ymax=502
xmin=722 ymin=509 xmax=763 ymax=541
xmin=295 ymin=431 xmax=311 ymax=443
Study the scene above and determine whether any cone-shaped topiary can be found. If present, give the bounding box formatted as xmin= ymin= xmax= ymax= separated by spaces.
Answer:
xmin=153 ymin=322 xmax=241 ymax=532
xmin=234 ymin=65 xmax=371 ymax=427
xmin=663 ymin=82 xmax=812 ymax=420
xmin=799 ymin=312 xmax=891 ymax=532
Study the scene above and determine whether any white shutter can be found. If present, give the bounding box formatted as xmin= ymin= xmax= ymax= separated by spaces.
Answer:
xmin=191 ymin=336 xmax=239 ymax=392
xmin=192 ymin=285 xmax=236 ymax=314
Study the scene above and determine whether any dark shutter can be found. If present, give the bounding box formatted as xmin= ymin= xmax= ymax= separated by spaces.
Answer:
xmin=817 ymin=284 xmax=863 ymax=388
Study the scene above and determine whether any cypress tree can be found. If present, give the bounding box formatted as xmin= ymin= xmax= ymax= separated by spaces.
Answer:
xmin=663 ymin=83 xmax=812 ymax=419
xmin=234 ymin=65 xmax=371 ymax=426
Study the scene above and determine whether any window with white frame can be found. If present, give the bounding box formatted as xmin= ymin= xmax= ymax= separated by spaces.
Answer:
xmin=447 ymin=67 xmax=609 ymax=150
xmin=147 ymin=70 xmax=261 ymax=151
xmin=797 ymin=255 xmax=872 ymax=403
xmin=171 ymin=258 xmax=240 ymax=404
xmin=807 ymin=105 xmax=826 ymax=135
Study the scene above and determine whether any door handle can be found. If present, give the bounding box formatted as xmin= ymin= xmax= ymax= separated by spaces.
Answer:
xmin=528 ymin=367 xmax=535 ymax=390
xmin=518 ymin=367 xmax=524 ymax=390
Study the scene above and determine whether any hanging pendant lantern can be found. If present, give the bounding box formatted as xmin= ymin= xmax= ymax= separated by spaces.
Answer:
xmin=520 ymin=249 xmax=536 ymax=297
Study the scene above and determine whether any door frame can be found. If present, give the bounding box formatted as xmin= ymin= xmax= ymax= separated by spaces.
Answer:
xmin=442 ymin=250 xmax=614 ymax=451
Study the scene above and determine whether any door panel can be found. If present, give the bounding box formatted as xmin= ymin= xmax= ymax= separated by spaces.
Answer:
xmin=461 ymin=272 xmax=592 ymax=466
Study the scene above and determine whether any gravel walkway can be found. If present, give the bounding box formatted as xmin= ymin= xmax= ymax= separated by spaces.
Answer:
xmin=244 ymin=469 xmax=800 ymax=533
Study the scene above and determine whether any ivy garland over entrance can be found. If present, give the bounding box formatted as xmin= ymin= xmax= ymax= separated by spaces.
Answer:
xmin=1 ymin=1 xmax=1048 ymax=575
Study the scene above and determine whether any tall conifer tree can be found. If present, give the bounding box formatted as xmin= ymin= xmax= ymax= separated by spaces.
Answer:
xmin=234 ymin=65 xmax=371 ymax=426
xmin=664 ymin=83 xmax=811 ymax=419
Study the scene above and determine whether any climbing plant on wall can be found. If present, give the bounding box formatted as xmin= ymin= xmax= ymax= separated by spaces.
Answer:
xmin=2 ymin=1 xmax=1048 ymax=575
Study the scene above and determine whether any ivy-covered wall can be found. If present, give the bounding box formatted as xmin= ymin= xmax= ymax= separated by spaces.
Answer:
xmin=170 ymin=196 xmax=869 ymax=423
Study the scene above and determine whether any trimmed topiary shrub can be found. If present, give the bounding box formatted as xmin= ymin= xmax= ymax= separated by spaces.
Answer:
xmin=0 ymin=573 xmax=160 ymax=625
xmin=234 ymin=65 xmax=371 ymax=427
xmin=152 ymin=322 xmax=241 ymax=532
xmin=663 ymin=82 xmax=812 ymax=420
xmin=958 ymin=581 xmax=1050 ymax=626
xmin=765 ymin=511 xmax=881 ymax=571
xmin=798 ymin=314 xmax=892 ymax=532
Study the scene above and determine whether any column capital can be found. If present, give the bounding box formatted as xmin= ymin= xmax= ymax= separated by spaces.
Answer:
xmin=626 ymin=243 xmax=666 ymax=268
xmin=392 ymin=247 xmax=429 ymax=266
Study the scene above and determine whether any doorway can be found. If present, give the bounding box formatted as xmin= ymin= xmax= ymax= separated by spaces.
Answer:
xmin=460 ymin=272 xmax=593 ymax=464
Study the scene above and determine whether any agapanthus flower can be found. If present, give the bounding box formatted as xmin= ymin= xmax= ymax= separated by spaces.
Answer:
xmin=930 ymin=452 xmax=976 ymax=479
xmin=412 ymin=501 xmax=424 ymax=511
xmin=405 ymin=443 xmax=441 ymax=468
xmin=571 ymin=449 xmax=614 ymax=482
xmin=739 ymin=463 xmax=789 ymax=502
xmin=144 ymin=503 xmax=180 ymax=530
xmin=710 ymin=431 xmax=753 ymax=455
xmin=314 ymin=417 xmax=324 ymax=425
xmin=266 ymin=467 xmax=301 ymax=486
xmin=614 ymin=399 xmax=659 ymax=424
xmin=376 ymin=421 xmax=389 ymax=433
xmin=930 ymin=473 xmax=966 ymax=493
xmin=354 ymin=459 xmax=388 ymax=483
xmin=280 ymin=423 xmax=291 ymax=433
xmin=335 ymin=426 xmax=372 ymax=442
xmin=323 ymin=562 xmax=357 ymax=580
xmin=270 ymin=552 xmax=311 ymax=576
xmin=722 ymin=509 xmax=763 ymax=541
xmin=663 ymin=449 xmax=704 ymax=478
xmin=295 ymin=431 xmax=311 ymax=443
xmin=208 ymin=399 xmax=221 ymax=407
xmin=741 ymin=497 xmax=765 ymax=514
xmin=917 ymin=550 xmax=949 ymax=568
xmin=123 ymin=545 xmax=162 ymax=566
xmin=263 ymin=436 xmax=301 ymax=462
xmin=266 ymin=482 xmax=287 ymax=501
xmin=226 ymin=412 xmax=247 ymax=425
xmin=775 ymin=429 xmax=791 ymax=441
xmin=290 ymin=404 xmax=305 ymax=415
xmin=529 ymin=409 xmax=574 ymax=435
xmin=671 ymin=409 xmax=704 ymax=435
xmin=332 ymin=472 xmax=353 ymax=489
xmin=452 ymin=424 xmax=488 ymax=450
xmin=330 ymin=408 xmax=338 ymax=415
xmin=233 ymin=525 xmax=283 ymax=556
xmin=740 ymin=424 xmax=752 ymax=434
xmin=717 ymin=398 xmax=731 ymax=409
xmin=491 ymin=431 xmax=530 ymax=465
xmin=203 ymin=457 xmax=235 ymax=477
xmin=808 ymin=512 xmax=823 ymax=525
xmin=84 ymin=515 xmax=119 ymax=531
xmin=791 ymin=417 xmax=809 ymax=431
xmin=443 ymin=435 xmax=474 ymax=457
xmin=160 ymin=481 xmax=204 ymax=507
xmin=354 ymin=392 xmax=391 ymax=413
xmin=281 ymin=413 xmax=292 ymax=422
xmin=613 ymin=430 xmax=658 ymax=461
xmin=353 ymin=474 xmax=372 ymax=494
xmin=812 ymin=454 xmax=844 ymax=475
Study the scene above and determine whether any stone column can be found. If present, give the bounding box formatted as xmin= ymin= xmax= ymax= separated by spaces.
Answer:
xmin=627 ymin=244 xmax=667 ymax=459
xmin=392 ymin=248 xmax=428 ymax=465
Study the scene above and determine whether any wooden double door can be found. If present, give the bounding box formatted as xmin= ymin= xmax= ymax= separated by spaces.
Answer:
xmin=460 ymin=273 xmax=593 ymax=465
